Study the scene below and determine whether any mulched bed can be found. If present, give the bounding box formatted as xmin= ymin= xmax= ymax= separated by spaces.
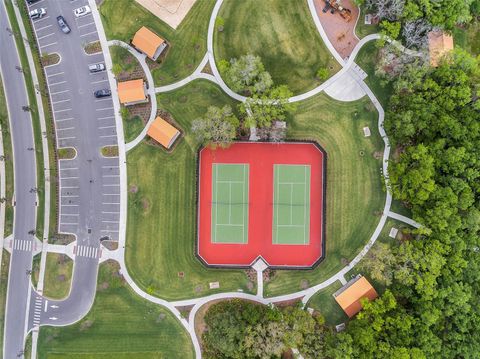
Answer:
xmin=101 ymin=145 xmax=119 ymax=157
xmin=41 ymin=53 xmax=60 ymax=67
xmin=84 ymin=41 xmax=102 ymax=55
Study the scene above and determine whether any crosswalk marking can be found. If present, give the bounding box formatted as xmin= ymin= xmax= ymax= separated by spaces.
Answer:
xmin=12 ymin=239 xmax=33 ymax=251
xmin=75 ymin=245 xmax=100 ymax=259
xmin=32 ymin=296 xmax=43 ymax=327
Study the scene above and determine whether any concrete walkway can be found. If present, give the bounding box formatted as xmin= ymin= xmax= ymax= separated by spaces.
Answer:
xmin=388 ymin=211 xmax=423 ymax=228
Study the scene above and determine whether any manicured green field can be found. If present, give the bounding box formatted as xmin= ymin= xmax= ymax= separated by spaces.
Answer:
xmin=264 ymin=93 xmax=385 ymax=297
xmin=42 ymin=253 xmax=73 ymax=300
xmin=307 ymin=281 xmax=347 ymax=325
xmin=211 ymin=164 xmax=249 ymax=244
xmin=0 ymin=78 xmax=14 ymax=237
xmin=100 ymin=0 xmax=215 ymax=86
xmin=214 ymin=0 xmax=340 ymax=94
xmin=38 ymin=262 xmax=194 ymax=359
xmin=125 ymin=80 xmax=254 ymax=300
xmin=272 ymin=165 xmax=311 ymax=245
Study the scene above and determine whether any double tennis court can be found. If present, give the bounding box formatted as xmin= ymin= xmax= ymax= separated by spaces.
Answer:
xmin=211 ymin=163 xmax=310 ymax=245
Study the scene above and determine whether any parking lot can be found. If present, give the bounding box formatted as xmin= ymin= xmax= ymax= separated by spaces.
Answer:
xmin=28 ymin=0 xmax=120 ymax=242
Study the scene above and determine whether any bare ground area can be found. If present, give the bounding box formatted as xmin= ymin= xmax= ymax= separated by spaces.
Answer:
xmin=314 ymin=0 xmax=360 ymax=59
xmin=135 ymin=0 xmax=198 ymax=29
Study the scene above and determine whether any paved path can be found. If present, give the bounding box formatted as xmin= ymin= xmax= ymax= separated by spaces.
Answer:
xmin=388 ymin=211 xmax=422 ymax=228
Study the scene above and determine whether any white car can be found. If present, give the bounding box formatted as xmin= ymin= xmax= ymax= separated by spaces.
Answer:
xmin=73 ymin=5 xmax=91 ymax=18
xmin=29 ymin=8 xmax=46 ymax=20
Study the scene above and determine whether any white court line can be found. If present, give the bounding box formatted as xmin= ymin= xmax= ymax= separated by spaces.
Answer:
xmin=37 ymin=32 xmax=55 ymax=40
xmin=56 ymin=117 xmax=73 ymax=122
xmin=49 ymin=80 xmax=67 ymax=86
xmin=80 ymin=30 xmax=97 ymax=38
xmin=40 ymin=42 xmax=57 ymax=49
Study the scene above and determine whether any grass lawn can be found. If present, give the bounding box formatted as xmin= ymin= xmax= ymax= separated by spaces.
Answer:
xmin=355 ymin=7 xmax=380 ymax=39
xmin=307 ymin=281 xmax=347 ymax=326
xmin=37 ymin=261 xmax=194 ymax=359
xmin=42 ymin=253 xmax=73 ymax=300
xmin=453 ymin=21 xmax=480 ymax=56
xmin=354 ymin=41 xmax=393 ymax=107
xmin=100 ymin=0 xmax=215 ymax=86
xmin=264 ymin=93 xmax=385 ymax=297
xmin=0 ymin=77 xmax=14 ymax=237
xmin=0 ymin=251 xmax=10 ymax=355
xmin=214 ymin=0 xmax=340 ymax=94
xmin=126 ymin=80 xmax=254 ymax=300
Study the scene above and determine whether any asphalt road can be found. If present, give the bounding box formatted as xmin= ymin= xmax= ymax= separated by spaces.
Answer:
xmin=25 ymin=0 xmax=121 ymax=330
xmin=0 ymin=1 xmax=38 ymax=357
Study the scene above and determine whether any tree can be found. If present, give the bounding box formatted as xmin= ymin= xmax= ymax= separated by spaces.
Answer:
xmin=240 ymin=85 xmax=296 ymax=128
xmin=360 ymin=242 xmax=396 ymax=285
xmin=402 ymin=19 xmax=431 ymax=49
xmin=191 ymin=105 xmax=239 ymax=147
xmin=316 ymin=67 xmax=330 ymax=81
xmin=223 ymin=54 xmax=273 ymax=95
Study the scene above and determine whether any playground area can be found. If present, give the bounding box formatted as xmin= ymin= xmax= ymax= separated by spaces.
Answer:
xmin=314 ymin=0 xmax=360 ymax=59
xmin=197 ymin=142 xmax=325 ymax=268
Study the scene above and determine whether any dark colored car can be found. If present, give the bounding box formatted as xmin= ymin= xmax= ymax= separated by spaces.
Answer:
xmin=94 ymin=89 xmax=111 ymax=98
xmin=56 ymin=15 xmax=71 ymax=34
xmin=27 ymin=0 xmax=41 ymax=4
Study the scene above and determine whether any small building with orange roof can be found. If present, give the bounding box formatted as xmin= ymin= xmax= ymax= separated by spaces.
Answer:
xmin=147 ymin=116 xmax=180 ymax=149
xmin=132 ymin=26 xmax=167 ymax=61
xmin=428 ymin=30 xmax=454 ymax=67
xmin=333 ymin=275 xmax=378 ymax=317
xmin=117 ymin=79 xmax=148 ymax=106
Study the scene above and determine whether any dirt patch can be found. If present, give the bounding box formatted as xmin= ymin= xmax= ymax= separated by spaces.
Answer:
xmin=300 ymin=279 xmax=310 ymax=289
xmin=129 ymin=184 xmax=139 ymax=193
xmin=314 ymin=0 xmax=360 ymax=59
xmin=141 ymin=197 xmax=150 ymax=211
xmin=134 ymin=0 xmax=199 ymax=29
xmin=101 ymin=240 xmax=118 ymax=251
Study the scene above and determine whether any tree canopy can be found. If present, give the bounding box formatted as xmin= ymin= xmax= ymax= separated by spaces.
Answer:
xmin=191 ymin=105 xmax=239 ymax=147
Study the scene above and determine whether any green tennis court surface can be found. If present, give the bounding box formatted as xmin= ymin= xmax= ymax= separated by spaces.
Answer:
xmin=211 ymin=164 xmax=249 ymax=243
xmin=273 ymin=165 xmax=311 ymax=245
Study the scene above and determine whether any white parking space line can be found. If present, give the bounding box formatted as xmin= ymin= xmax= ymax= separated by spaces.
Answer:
xmin=100 ymin=135 xmax=117 ymax=138
xmin=77 ymin=21 xmax=95 ymax=29
xmin=95 ymin=98 xmax=111 ymax=103
xmin=102 ymin=211 xmax=120 ymax=214
xmin=91 ymin=79 xmax=108 ymax=85
xmin=96 ymin=107 xmax=114 ymax=111
xmin=56 ymin=117 xmax=73 ymax=123
xmin=33 ymin=15 xmax=50 ymax=23
xmin=98 ymin=125 xmax=115 ymax=130
xmin=60 ymin=176 xmax=79 ymax=180
xmin=58 ymin=136 xmax=76 ymax=141
xmin=51 ymin=89 xmax=70 ymax=95
xmin=35 ymin=24 xmax=52 ymax=32
xmin=61 ymin=213 xmax=79 ymax=217
xmin=28 ymin=0 xmax=45 ymax=5
xmin=52 ymin=99 xmax=71 ymax=105
xmin=62 ymin=186 xmax=79 ymax=189
xmin=59 ymin=167 xmax=78 ymax=171
xmin=56 ymin=127 xmax=75 ymax=131
xmin=101 ymin=229 xmax=119 ymax=232
xmin=54 ymin=108 xmax=72 ymax=113
xmin=40 ymin=42 xmax=58 ymax=50
xmin=103 ymin=193 xmax=120 ymax=196
xmin=47 ymin=71 xmax=64 ymax=78
xmin=80 ymin=30 xmax=97 ymax=38
xmin=102 ymin=220 xmax=119 ymax=223
xmin=37 ymin=32 xmax=55 ymax=41
xmin=103 ymin=184 xmax=120 ymax=187
xmin=62 ymin=204 xmax=79 ymax=207
xmin=61 ymin=222 xmax=78 ymax=225
xmin=97 ymin=116 xmax=114 ymax=120
xmin=102 ymin=202 xmax=120 ymax=205
xmin=49 ymin=81 xmax=67 ymax=86
xmin=102 ymin=174 xmax=119 ymax=178
xmin=102 ymin=165 xmax=118 ymax=168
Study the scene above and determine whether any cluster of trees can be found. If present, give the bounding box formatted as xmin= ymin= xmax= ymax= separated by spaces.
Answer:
xmin=192 ymin=54 xmax=295 ymax=146
xmin=360 ymin=0 xmax=479 ymax=49
xmin=201 ymin=50 xmax=480 ymax=358
xmin=202 ymin=300 xmax=331 ymax=359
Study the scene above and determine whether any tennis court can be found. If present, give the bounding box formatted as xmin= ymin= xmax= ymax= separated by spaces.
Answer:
xmin=272 ymin=165 xmax=311 ymax=245
xmin=211 ymin=164 xmax=249 ymax=244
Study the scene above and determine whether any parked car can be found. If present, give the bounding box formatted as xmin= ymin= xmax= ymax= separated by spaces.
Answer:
xmin=73 ymin=5 xmax=91 ymax=18
xmin=94 ymin=89 xmax=111 ymax=98
xmin=29 ymin=8 xmax=46 ymax=20
xmin=56 ymin=15 xmax=71 ymax=34
xmin=26 ymin=0 xmax=41 ymax=4
xmin=88 ymin=63 xmax=106 ymax=73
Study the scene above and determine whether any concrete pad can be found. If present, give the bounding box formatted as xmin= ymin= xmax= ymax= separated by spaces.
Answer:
xmin=135 ymin=0 xmax=198 ymax=29
xmin=389 ymin=227 xmax=399 ymax=238
xmin=363 ymin=126 xmax=371 ymax=137
xmin=324 ymin=69 xmax=366 ymax=102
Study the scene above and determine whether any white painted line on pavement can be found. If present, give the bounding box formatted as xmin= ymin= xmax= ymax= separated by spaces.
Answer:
xmin=40 ymin=41 xmax=58 ymax=49
xmin=62 ymin=204 xmax=79 ymax=207
xmin=59 ymin=167 xmax=78 ymax=171
xmin=80 ymin=30 xmax=98 ymax=38
xmin=60 ymin=176 xmax=79 ymax=180
xmin=102 ymin=211 xmax=120 ymax=214
xmin=37 ymin=32 xmax=55 ymax=41
xmin=35 ymin=24 xmax=52 ymax=32
xmin=98 ymin=125 xmax=115 ymax=129
xmin=97 ymin=116 xmax=114 ymax=120
xmin=91 ymin=79 xmax=108 ymax=84
xmin=102 ymin=220 xmax=119 ymax=223
xmin=49 ymin=80 xmax=67 ymax=86
xmin=62 ymin=186 xmax=79 ymax=189
xmin=103 ymin=184 xmax=120 ymax=187
xmin=77 ymin=21 xmax=95 ymax=29
xmin=54 ymin=108 xmax=72 ymax=114
xmin=102 ymin=202 xmax=120 ymax=205
xmin=102 ymin=165 xmax=118 ymax=168
xmin=101 ymin=229 xmax=119 ymax=232
xmin=96 ymin=107 xmax=113 ymax=111
xmin=33 ymin=15 xmax=50 ymax=23
xmin=61 ymin=213 xmax=79 ymax=216
xmin=47 ymin=71 xmax=64 ymax=78
xmin=58 ymin=136 xmax=76 ymax=141
xmin=100 ymin=134 xmax=116 ymax=138
xmin=95 ymin=98 xmax=111 ymax=103
xmin=56 ymin=117 xmax=73 ymax=122
xmin=44 ymin=300 xmax=48 ymax=312
xmin=51 ymin=99 xmax=71 ymax=105
xmin=102 ymin=174 xmax=119 ymax=178
xmin=56 ymin=127 xmax=75 ymax=131
xmin=51 ymin=89 xmax=70 ymax=95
